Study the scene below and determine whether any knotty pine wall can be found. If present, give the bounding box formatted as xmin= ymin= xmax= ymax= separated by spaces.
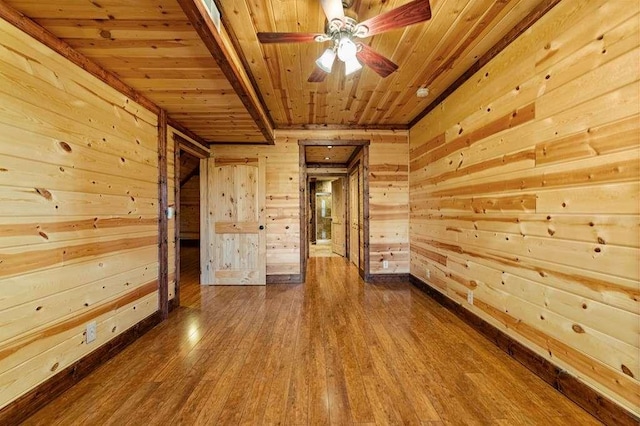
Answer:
xmin=409 ymin=0 xmax=639 ymax=413
xmin=0 ymin=18 xmax=161 ymax=408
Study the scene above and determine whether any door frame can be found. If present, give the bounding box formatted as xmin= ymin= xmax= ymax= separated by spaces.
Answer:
xmin=173 ymin=133 xmax=210 ymax=307
xmin=298 ymin=139 xmax=370 ymax=282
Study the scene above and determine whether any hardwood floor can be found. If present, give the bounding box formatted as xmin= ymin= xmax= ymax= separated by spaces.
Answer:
xmin=22 ymin=247 xmax=599 ymax=425
xmin=309 ymin=241 xmax=340 ymax=258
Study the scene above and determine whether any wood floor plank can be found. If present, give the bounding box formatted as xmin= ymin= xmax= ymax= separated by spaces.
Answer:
xmin=20 ymin=247 xmax=601 ymax=425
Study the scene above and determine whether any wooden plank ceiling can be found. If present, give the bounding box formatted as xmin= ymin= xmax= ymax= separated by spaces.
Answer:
xmin=218 ymin=0 xmax=547 ymax=128
xmin=4 ymin=0 xmax=550 ymax=136
xmin=306 ymin=145 xmax=358 ymax=164
xmin=3 ymin=0 xmax=264 ymax=143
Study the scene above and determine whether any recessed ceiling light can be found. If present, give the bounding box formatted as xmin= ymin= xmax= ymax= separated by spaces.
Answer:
xmin=327 ymin=145 xmax=333 ymax=149
xmin=416 ymin=87 xmax=430 ymax=98
xmin=324 ymin=157 xmax=330 ymax=160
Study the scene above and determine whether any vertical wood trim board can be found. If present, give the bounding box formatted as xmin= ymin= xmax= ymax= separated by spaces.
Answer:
xmin=166 ymin=124 xmax=176 ymax=302
xmin=200 ymin=158 xmax=214 ymax=284
xmin=362 ymin=145 xmax=371 ymax=281
xmin=174 ymin=140 xmax=181 ymax=307
xmin=409 ymin=0 xmax=640 ymax=416
xmin=299 ymin=144 xmax=308 ymax=282
xmin=158 ymin=110 xmax=169 ymax=319
xmin=0 ymin=14 xmax=160 ymax=412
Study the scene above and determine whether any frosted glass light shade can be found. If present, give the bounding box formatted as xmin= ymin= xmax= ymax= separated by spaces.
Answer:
xmin=315 ymin=48 xmax=336 ymax=73
xmin=344 ymin=56 xmax=362 ymax=75
xmin=337 ymin=37 xmax=357 ymax=62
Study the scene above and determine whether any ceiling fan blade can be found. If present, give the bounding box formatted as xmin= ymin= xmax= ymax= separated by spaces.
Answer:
xmin=319 ymin=0 xmax=345 ymax=23
xmin=257 ymin=32 xmax=323 ymax=44
xmin=308 ymin=66 xmax=328 ymax=83
xmin=356 ymin=44 xmax=399 ymax=78
xmin=356 ymin=0 xmax=431 ymax=38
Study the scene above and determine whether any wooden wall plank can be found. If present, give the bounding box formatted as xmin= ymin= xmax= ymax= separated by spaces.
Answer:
xmin=409 ymin=0 xmax=640 ymax=415
xmin=0 ymin=14 xmax=159 ymax=410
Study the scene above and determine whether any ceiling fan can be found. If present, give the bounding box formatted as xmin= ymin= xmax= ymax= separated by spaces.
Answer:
xmin=256 ymin=0 xmax=432 ymax=82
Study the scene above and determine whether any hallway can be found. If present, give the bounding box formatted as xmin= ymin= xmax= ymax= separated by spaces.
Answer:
xmin=23 ymin=250 xmax=597 ymax=425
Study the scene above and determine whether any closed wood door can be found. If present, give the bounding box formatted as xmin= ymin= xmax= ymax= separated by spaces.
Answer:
xmin=203 ymin=157 xmax=266 ymax=285
xmin=331 ymin=178 xmax=346 ymax=256
xmin=349 ymin=170 xmax=359 ymax=266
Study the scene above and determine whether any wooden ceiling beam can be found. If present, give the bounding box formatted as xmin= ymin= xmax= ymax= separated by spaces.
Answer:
xmin=177 ymin=0 xmax=275 ymax=145
xmin=409 ymin=0 xmax=562 ymax=128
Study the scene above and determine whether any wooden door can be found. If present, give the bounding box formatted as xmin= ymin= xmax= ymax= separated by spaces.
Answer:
xmin=331 ymin=178 xmax=346 ymax=256
xmin=349 ymin=170 xmax=359 ymax=266
xmin=202 ymin=157 xmax=266 ymax=285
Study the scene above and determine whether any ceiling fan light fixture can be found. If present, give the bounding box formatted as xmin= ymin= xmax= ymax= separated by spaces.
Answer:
xmin=316 ymin=48 xmax=336 ymax=73
xmin=344 ymin=56 xmax=362 ymax=76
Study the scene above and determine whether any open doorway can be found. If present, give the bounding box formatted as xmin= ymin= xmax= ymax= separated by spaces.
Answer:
xmin=173 ymin=134 xmax=209 ymax=306
xmin=309 ymin=177 xmax=346 ymax=258
xmin=299 ymin=139 xmax=370 ymax=281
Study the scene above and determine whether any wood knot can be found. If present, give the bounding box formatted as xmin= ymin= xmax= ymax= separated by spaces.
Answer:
xmin=39 ymin=231 xmax=49 ymax=240
xmin=571 ymin=324 xmax=585 ymax=334
xmin=35 ymin=188 xmax=53 ymax=200
xmin=100 ymin=30 xmax=112 ymax=39
xmin=0 ymin=168 xmax=8 ymax=172
xmin=51 ymin=362 xmax=59 ymax=372
xmin=59 ymin=141 xmax=72 ymax=152
xmin=621 ymin=364 xmax=634 ymax=378
xmin=597 ymin=237 xmax=605 ymax=245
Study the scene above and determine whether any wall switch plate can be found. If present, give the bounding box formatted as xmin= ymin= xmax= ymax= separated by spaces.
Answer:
xmin=426 ymin=269 xmax=431 ymax=279
xmin=382 ymin=260 xmax=389 ymax=269
xmin=86 ymin=321 xmax=97 ymax=344
xmin=467 ymin=290 xmax=474 ymax=305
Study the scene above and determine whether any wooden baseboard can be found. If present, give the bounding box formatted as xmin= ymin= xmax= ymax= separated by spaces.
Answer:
xmin=266 ymin=274 xmax=303 ymax=284
xmin=366 ymin=273 xmax=410 ymax=284
xmin=0 ymin=311 xmax=162 ymax=425
xmin=409 ymin=275 xmax=639 ymax=426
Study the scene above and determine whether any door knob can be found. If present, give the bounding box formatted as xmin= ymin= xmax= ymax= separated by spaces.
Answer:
xmin=259 ymin=225 xmax=265 ymax=230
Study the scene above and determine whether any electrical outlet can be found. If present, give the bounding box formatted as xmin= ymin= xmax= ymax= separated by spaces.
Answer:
xmin=86 ymin=321 xmax=97 ymax=344
xmin=467 ymin=290 xmax=474 ymax=305
xmin=426 ymin=269 xmax=431 ymax=279
xmin=382 ymin=260 xmax=389 ymax=269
